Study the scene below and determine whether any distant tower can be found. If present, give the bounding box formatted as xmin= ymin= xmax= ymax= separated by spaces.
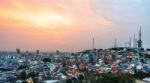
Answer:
xmin=129 ymin=37 xmax=132 ymax=48
xmin=93 ymin=37 xmax=95 ymax=49
xmin=137 ymin=27 xmax=142 ymax=48
xmin=114 ymin=38 xmax=117 ymax=48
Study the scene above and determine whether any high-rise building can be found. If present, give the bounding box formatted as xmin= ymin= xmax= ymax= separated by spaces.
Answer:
xmin=16 ymin=48 xmax=20 ymax=54
xmin=36 ymin=50 xmax=40 ymax=55
xmin=137 ymin=27 xmax=142 ymax=48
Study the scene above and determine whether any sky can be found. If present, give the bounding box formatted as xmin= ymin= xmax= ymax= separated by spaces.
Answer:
xmin=0 ymin=0 xmax=150 ymax=52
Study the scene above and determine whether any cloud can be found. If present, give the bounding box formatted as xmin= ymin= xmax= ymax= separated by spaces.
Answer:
xmin=0 ymin=0 xmax=75 ymax=29
xmin=96 ymin=16 xmax=117 ymax=27
xmin=55 ymin=4 xmax=69 ymax=9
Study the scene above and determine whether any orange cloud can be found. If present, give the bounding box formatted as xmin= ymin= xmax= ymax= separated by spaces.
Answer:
xmin=0 ymin=0 xmax=75 ymax=29
xmin=97 ymin=17 xmax=117 ymax=27
xmin=0 ymin=0 xmax=119 ymax=52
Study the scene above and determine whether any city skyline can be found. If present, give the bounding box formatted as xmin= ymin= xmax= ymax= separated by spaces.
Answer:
xmin=0 ymin=0 xmax=150 ymax=52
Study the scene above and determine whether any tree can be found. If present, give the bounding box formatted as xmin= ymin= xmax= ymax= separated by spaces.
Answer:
xmin=83 ymin=71 xmax=136 ymax=83
xmin=66 ymin=79 xmax=72 ymax=83
xmin=20 ymin=70 xmax=27 ymax=80
xmin=43 ymin=58 xmax=51 ymax=62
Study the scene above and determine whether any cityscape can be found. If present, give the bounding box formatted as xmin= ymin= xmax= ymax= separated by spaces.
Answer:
xmin=0 ymin=28 xmax=150 ymax=83
xmin=0 ymin=0 xmax=150 ymax=83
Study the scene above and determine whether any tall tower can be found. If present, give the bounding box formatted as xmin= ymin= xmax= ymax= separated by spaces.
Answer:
xmin=137 ymin=27 xmax=142 ymax=48
xmin=93 ymin=37 xmax=95 ymax=49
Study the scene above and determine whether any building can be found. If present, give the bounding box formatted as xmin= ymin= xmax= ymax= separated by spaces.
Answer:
xmin=16 ymin=48 xmax=20 ymax=55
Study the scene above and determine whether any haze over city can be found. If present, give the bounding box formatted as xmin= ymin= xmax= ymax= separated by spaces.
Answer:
xmin=0 ymin=0 xmax=150 ymax=52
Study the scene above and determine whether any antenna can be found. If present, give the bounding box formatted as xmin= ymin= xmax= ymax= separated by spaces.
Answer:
xmin=93 ymin=37 xmax=95 ymax=49
xmin=139 ymin=26 xmax=142 ymax=40
xmin=138 ymin=26 xmax=142 ymax=48
xmin=129 ymin=37 xmax=132 ymax=48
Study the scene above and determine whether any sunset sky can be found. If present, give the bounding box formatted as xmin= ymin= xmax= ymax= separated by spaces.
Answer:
xmin=0 ymin=0 xmax=150 ymax=52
